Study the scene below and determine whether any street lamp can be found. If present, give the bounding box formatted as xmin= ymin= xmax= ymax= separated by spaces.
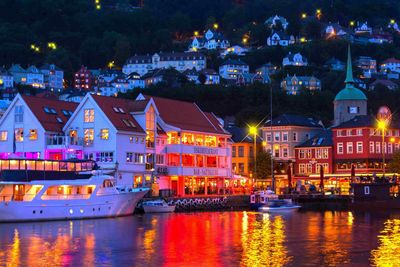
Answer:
xmin=249 ymin=126 xmax=258 ymax=187
xmin=378 ymin=120 xmax=387 ymax=176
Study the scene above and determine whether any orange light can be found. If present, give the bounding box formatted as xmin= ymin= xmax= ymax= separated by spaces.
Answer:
xmin=390 ymin=137 xmax=395 ymax=143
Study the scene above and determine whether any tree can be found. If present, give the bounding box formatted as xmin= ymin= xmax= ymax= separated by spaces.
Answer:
xmin=198 ymin=73 xmax=207 ymax=84
xmin=251 ymin=150 xmax=272 ymax=179
xmin=389 ymin=151 xmax=400 ymax=173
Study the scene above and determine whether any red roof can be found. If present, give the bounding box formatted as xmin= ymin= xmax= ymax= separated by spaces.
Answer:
xmin=144 ymin=95 xmax=228 ymax=135
xmin=21 ymin=95 xmax=78 ymax=132
xmin=91 ymin=95 xmax=145 ymax=133
xmin=382 ymin=58 xmax=400 ymax=64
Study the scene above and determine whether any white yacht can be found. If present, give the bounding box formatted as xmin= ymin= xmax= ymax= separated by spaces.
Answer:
xmin=142 ymin=199 xmax=175 ymax=213
xmin=0 ymin=159 xmax=149 ymax=222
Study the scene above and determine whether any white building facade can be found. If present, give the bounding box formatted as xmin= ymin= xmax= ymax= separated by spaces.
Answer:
xmin=122 ymin=52 xmax=206 ymax=76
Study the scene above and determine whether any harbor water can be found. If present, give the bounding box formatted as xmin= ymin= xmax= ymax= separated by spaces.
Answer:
xmin=1 ymin=210 xmax=399 ymax=266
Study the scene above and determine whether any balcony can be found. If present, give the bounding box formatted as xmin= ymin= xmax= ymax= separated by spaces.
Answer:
xmin=46 ymin=136 xmax=84 ymax=148
xmin=166 ymin=144 xmax=228 ymax=156
xmin=167 ymin=166 xmax=230 ymax=177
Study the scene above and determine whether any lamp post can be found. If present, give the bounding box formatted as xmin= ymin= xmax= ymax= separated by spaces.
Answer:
xmin=249 ymin=126 xmax=257 ymax=188
xmin=378 ymin=120 xmax=387 ymax=176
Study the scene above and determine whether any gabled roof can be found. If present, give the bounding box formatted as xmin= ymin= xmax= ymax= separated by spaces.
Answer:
xmin=21 ymin=95 xmax=78 ymax=132
xmin=381 ymin=58 xmax=400 ymax=64
xmin=331 ymin=115 xmax=400 ymax=129
xmin=143 ymin=95 xmax=229 ymax=135
xmin=296 ymin=130 xmax=332 ymax=148
xmin=264 ymin=114 xmax=323 ymax=128
xmin=91 ymin=95 xmax=145 ymax=133
xmin=225 ymin=125 xmax=262 ymax=143
xmin=8 ymin=64 xmax=26 ymax=73
xmin=40 ymin=64 xmax=62 ymax=71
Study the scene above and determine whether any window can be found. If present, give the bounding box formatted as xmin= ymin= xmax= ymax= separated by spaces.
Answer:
xmin=322 ymin=148 xmax=328 ymax=159
xmin=369 ymin=142 xmax=374 ymax=153
xmin=274 ymin=147 xmax=279 ymax=157
xmin=282 ymin=132 xmax=288 ymax=142
xmin=266 ymin=134 xmax=271 ymax=142
xmin=100 ymin=129 xmax=109 ymax=140
xmin=356 ymin=142 xmax=363 ymax=154
xmin=357 ymin=129 xmax=363 ymax=136
xmin=238 ymin=146 xmax=244 ymax=157
xmin=15 ymin=105 xmax=24 ymax=123
xmin=347 ymin=129 xmax=352 ymax=136
xmin=388 ymin=143 xmax=393 ymax=154
xmin=337 ymin=143 xmax=343 ymax=154
xmin=0 ymin=131 xmax=7 ymax=141
xmin=347 ymin=142 xmax=353 ymax=154
xmin=238 ymin=163 xmax=245 ymax=174
xmin=84 ymin=109 xmax=94 ymax=123
xmin=299 ymin=164 xmax=306 ymax=174
xmin=293 ymin=132 xmax=297 ymax=141
xmin=306 ymin=164 xmax=312 ymax=174
xmin=95 ymin=152 xmax=114 ymax=162
xmin=232 ymin=147 xmax=236 ymax=157
xmin=29 ymin=129 xmax=38 ymax=140
xmin=274 ymin=132 xmax=280 ymax=142
xmin=376 ymin=142 xmax=381 ymax=154
xmin=283 ymin=147 xmax=288 ymax=158
xmin=337 ymin=130 xmax=342 ymax=137
xmin=84 ymin=128 xmax=94 ymax=146
xmin=156 ymin=154 xmax=164 ymax=165
xmin=299 ymin=149 xmax=305 ymax=159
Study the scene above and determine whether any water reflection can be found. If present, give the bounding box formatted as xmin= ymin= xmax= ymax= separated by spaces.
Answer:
xmin=371 ymin=219 xmax=400 ymax=266
xmin=241 ymin=212 xmax=291 ymax=267
xmin=0 ymin=211 xmax=399 ymax=266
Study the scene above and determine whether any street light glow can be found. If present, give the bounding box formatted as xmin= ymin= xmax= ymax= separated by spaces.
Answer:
xmin=301 ymin=13 xmax=307 ymax=19
xmin=249 ymin=126 xmax=257 ymax=135
xmin=378 ymin=120 xmax=387 ymax=130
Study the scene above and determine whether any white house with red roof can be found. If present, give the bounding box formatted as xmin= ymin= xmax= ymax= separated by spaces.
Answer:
xmin=0 ymin=94 xmax=78 ymax=160
xmin=137 ymin=94 xmax=232 ymax=196
xmin=380 ymin=58 xmax=400 ymax=73
xmin=63 ymin=93 xmax=156 ymax=187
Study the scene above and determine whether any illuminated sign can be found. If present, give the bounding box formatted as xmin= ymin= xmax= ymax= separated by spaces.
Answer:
xmin=193 ymin=169 xmax=218 ymax=176
xmin=193 ymin=147 xmax=218 ymax=155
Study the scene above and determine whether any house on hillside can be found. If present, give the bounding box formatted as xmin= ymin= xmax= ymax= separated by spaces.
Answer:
xmin=267 ymin=31 xmax=295 ymax=46
xmin=280 ymin=75 xmax=321 ymax=95
xmin=282 ymin=52 xmax=308 ymax=67
xmin=264 ymin=15 xmax=289 ymax=30
xmin=219 ymin=59 xmax=249 ymax=80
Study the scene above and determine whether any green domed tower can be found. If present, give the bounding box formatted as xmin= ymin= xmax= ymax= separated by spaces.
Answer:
xmin=333 ymin=46 xmax=367 ymax=126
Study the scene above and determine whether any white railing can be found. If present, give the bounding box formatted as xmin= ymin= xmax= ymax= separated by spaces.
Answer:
xmin=41 ymin=194 xmax=91 ymax=200
xmin=46 ymin=136 xmax=84 ymax=146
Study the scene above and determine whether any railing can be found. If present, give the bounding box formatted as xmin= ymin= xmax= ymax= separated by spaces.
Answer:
xmin=0 ymin=194 xmax=37 ymax=202
xmin=41 ymin=194 xmax=91 ymax=200
xmin=46 ymin=136 xmax=84 ymax=146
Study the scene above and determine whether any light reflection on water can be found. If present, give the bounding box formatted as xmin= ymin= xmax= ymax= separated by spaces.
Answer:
xmin=371 ymin=219 xmax=400 ymax=266
xmin=0 ymin=211 xmax=399 ymax=266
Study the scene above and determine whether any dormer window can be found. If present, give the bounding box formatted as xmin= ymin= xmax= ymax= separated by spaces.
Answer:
xmin=56 ymin=117 xmax=63 ymax=123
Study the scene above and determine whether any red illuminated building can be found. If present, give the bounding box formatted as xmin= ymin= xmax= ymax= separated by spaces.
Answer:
xmin=74 ymin=66 xmax=94 ymax=91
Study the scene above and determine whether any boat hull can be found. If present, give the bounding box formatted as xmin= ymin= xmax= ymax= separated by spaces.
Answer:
xmin=0 ymin=189 xmax=148 ymax=222
xmin=258 ymin=205 xmax=301 ymax=213
xmin=143 ymin=205 xmax=175 ymax=213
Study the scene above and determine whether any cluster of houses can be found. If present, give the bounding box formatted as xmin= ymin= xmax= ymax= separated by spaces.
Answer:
xmin=231 ymin=48 xmax=400 ymax=192
xmin=0 ymin=47 xmax=397 ymax=196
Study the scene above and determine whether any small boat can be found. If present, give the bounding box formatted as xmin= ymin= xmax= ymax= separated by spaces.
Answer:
xmin=250 ymin=190 xmax=280 ymax=210
xmin=142 ymin=199 xmax=175 ymax=213
xmin=0 ymin=159 xmax=149 ymax=222
xmin=258 ymin=199 xmax=301 ymax=213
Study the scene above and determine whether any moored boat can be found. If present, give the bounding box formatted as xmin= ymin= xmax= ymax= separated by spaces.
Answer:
xmin=0 ymin=159 xmax=149 ymax=222
xmin=258 ymin=199 xmax=301 ymax=213
xmin=142 ymin=199 xmax=175 ymax=213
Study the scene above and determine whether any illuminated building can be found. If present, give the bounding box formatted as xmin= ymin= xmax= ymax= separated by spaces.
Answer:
xmin=219 ymin=59 xmax=249 ymax=80
xmin=74 ymin=66 xmax=94 ymax=91
xmin=0 ymin=94 xmax=78 ymax=160
xmin=267 ymin=32 xmax=295 ymax=46
xmin=39 ymin=64 xmax=64 ymax=90
xmin=282 ymin=52 xmax=308 ymax=67
xmin=188 ymin=29 xmax=230 ymax=51
xmin=122 ymin=52 xmax=206 ymax=76
xmin=280 ymin=75 xmax=321 ymax=95
xmin=0 ymin=67 xmax=14 ymax=89
xmin=25 ymin=66 xmax=45 ymax=88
